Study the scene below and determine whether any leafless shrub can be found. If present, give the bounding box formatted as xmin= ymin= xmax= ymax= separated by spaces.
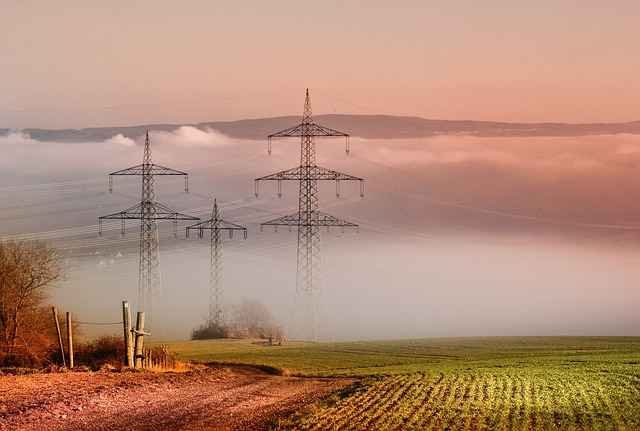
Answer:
xmin=0 ymin=239 xmax=66 ymax=367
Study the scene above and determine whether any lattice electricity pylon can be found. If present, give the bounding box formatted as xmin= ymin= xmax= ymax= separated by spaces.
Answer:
xmin=186 ymin=199 xmax=247 ymax=326
xmin=255 ymin=89 xmax=364 ymax=342
xmin=99 ymin=131 xmax=199 ymax=337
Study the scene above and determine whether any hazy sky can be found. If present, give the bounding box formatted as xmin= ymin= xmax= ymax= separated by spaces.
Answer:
xmin=2 ymin=1 xmax=640 ymax=128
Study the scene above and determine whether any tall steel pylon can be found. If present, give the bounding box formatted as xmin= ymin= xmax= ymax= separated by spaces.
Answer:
xmin=186 ymin=199 xmax=247 ymax=326
xmin=99 ymin=131 xmax=199 ymax=336
xmin=255 ymin=89 xmax=364 ymax=342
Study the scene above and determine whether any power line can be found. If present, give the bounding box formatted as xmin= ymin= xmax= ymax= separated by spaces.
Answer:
xmin=309 ymin=88 xmax=387 ymax=116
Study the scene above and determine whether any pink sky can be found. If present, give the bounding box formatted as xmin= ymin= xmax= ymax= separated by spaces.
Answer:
xmin=2 ymin=1 xmax=640 ymax=128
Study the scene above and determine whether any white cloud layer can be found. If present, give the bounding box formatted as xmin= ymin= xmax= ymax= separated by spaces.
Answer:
xmin=151 ymin=126 xmax=235 ymax=148
xmin=104 ymin=133 xmax=135 ymax=147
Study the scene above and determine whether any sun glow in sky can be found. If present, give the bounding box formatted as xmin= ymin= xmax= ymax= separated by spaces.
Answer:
xmin=2 ymin=1 xmax=640 ymax=128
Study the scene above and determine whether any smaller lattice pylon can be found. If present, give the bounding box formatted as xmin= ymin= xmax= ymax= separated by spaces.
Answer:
xmin=186 ymin=199 xmax=247 ymax=326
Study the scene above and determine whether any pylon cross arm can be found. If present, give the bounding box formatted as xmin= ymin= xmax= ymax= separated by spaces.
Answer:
xmin=255 ymin=166 xmax=364 ymax=198
xmin=101 ymin=203 xmax=198 ymax=221
xmin=154 ymin=203 xmax=200 ymax=221
xmin=256 ymin=166 xmax=361 ymax=182
xmin=186 ymin=220 xmax=248 ymax=239
xmin=312 ymin=166 xmax=362 ymax=182
xmin=261 ymin=213 xmax=300 ymax=227
xmin=99 ymin=203 xmax=198 ymax=237
xmin=267 ymin=126 xmax=349 ymax=154
xmin=99 ymin=203 xmax=147 ymax=220
xmin=268 ymin=123 xmax=348 ymax=139
xmin=109 ymin=165 xmax=190 ymax=193
xmin=314 ymin=211 xmax=359 ymax=228
xmin=261 ymin=211 xmax=359 ymax=233
xmin=255 ymin=167 xmax=300 ymax=182
xmin=110 ymin=164 xmax=188 ymax=177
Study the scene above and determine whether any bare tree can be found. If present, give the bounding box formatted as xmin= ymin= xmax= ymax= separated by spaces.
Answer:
xmin=0 ymin=239 xmax=66 ymax=366
xmin=228 ymin=298 xmax=283 ymax=340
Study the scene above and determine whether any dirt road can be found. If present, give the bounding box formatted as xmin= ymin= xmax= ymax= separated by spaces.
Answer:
xmin=0 ymin=366 xmax=354 ymax=431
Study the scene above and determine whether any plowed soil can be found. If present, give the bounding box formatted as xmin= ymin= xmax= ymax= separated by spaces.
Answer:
xmin=0 ymin=366 xmax=354 ymax=431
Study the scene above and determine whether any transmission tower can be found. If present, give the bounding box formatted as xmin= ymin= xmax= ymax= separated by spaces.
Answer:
xmin=99 ymin=131 xmax=199 ymax=337
xmin=255 ymin=89 xmax=364 ymax=342
xmin=186 ymin=199 xmax=247 ymax=326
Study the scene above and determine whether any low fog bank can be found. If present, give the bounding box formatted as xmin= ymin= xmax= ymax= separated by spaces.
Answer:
xmin=57 ymin=236 xmax=640 ymax=342
xmin=327 ymin=239 xmax=640 ymax=341
xmin=1 ymin=128 xmax=640 ymax=340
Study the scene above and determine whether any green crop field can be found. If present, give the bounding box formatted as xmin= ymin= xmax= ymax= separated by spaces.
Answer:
xmin=164 ymin=337 xmax=640 ymax=430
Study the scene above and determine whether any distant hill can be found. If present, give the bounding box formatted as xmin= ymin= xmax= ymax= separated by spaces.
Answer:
xmin=5 ymin=114 xmax=640 ymax=143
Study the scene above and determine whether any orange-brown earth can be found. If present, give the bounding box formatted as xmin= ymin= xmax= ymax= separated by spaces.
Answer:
xmin=0 ymin=366 xmax=354 ymax=431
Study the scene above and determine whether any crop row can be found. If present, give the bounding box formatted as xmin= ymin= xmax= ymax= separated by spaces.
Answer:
xmin=274 ymin=366 xmax=640 ymax=430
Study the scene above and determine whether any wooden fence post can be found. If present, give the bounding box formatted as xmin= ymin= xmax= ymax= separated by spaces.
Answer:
xmin=122 ymin=301 xmax=134 ymax=367
xmin=66 ymin=312 xmax=74 ymax=369
xmin=51 ymin=307 xmax=66 ymax=367
xmin=133 ymin=311 xmax=146 ymax=368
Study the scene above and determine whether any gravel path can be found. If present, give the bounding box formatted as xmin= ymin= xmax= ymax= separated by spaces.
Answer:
xmin=0 ymin=366 xmax=354 ymax=431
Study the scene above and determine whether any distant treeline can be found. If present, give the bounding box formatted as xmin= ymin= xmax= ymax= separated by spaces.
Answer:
xmin=4 ymin=115 xmax=640 ymax=143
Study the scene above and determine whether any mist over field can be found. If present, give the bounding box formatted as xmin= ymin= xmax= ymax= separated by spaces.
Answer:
xmin=1 ymin=125 xmax=639 ymax=341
